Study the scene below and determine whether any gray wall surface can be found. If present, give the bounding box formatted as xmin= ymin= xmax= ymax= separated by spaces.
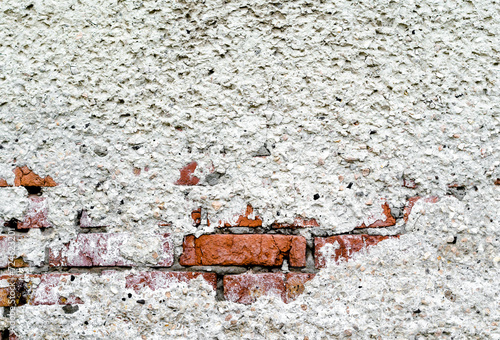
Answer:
xmin=0 ymin=0 xmax=499 ymax=338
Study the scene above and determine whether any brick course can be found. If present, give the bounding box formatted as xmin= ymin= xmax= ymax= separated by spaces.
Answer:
xmin=0 ymin=171 xmax=417 ymax=304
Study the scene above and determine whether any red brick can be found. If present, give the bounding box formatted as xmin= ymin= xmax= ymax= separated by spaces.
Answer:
xmin=0 ymin=274 xmax=82 ymax=306
xmin=174 ymin=161 xmax=200 ymax=186
xmin=356 ymin=201 xmax=396 ymax=229
xmin=0 ymin=178 xmax=9 ymax=187
xmin=272 ymin=216 xmax=319 ymax=229
xmin=125 ymin=272 xmax=217 ymax=293
xmin=224 ymin=273 xmax=285 ymax=304
xmin=49 ymin=233 xmax=173 ymax=267
xmin=315 ymin=235 xmax=399 ymax=268
xmin=17 ymin=196 xmax=51 ymax=229
xmin=285 ymin=273 xmax=315 ymax=303
xmin=13 ymin=166 xmax=57 ymax=187
xmin=219 ymin=204 xmax=262 ymax=227
xmin=403 ymin=196 xmax=439 ymax=222
xmin=179 ymin=234 xmax=306 ymax=267
xmin=191 ymin=208 xmax=209 ymax=226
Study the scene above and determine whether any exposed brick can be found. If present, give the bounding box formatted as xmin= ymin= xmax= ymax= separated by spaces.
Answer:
xmin=13 ymin=166 xmax=57 ymax=187
xmin=0 ymin=274 xmax=82 ymax=306
xmin=495 ymin=178 xmax=500 ymax=185
xmin=219 ymin=204 xmax=262 ymax=227
xmin=191 ymin=208 xmax=209 ymax=226
xmin=0 ymin=178 xmax=9 ymax=187
xmin=17 ymin=196 xmax=51 ymax=229
xmin=356 ymin=201 xmax=396 ymax=229
xmin=315 ymin=235 xmax=399 ymax=268
xmin=285 ymin=273 xmax=315 ymax=303
xmin=403 ymin=196 xmax=439 ymax=223
xmin=224 ymin=273 xmax=315 ymax=304
xmin=179 ymin=234 xmax=306 ymax=267
xmin=125 ymin=272 xmax=217 ymax=293
xmin=174 ymin=161 xmax=200 ymax=186
xmin=272 ymin=216 xmax=319 ymax=229
xmin=30 ymin=273 xmax=83 ymax=305
xmin=224 ymin=273 xmax=285 ymax=304
xmin=49 ymin=233 xmax=173 ymax=267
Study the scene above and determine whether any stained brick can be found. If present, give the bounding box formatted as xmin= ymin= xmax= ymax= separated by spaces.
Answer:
xmin=0 ymin=274 xmax=82 ymax=306
xmin=174 ymin=161 xmax=200 ymax=186
xmin=315 ymin=235 xmax=399 ymax=268
xmin=403 ymin=196 xmax=439 ymax=222
xmin=219 ymin=204 xmax=262 ymax=227
xmin=125 ymin=272 xmax=217 ymax=293
xmin=179 ymin=234 xmax=306 ymax=267
xmin=17 ymin=196 xmax=51 ymax=229
xmin=13 ymin=166 xmax=57 ymax=187
xmin=224 ymin=273 xmax=285 ymax=304
xmin=224 ymin=272 xmax=315 ymax=304
xmin=356 ymin=201 xmax=396 ymax=229
xmin=49 ymin=233 xmax=173 ymax=267
xmin=285 ymin=273 xmax=315 ymax=303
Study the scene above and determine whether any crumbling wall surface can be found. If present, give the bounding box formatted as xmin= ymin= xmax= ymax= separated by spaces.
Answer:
xmin=0 ymin=0 xmax=499 ymax=338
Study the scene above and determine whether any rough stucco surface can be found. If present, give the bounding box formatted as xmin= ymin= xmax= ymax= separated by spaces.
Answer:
xmin=0 ymin=0 xmax=499 ymax=338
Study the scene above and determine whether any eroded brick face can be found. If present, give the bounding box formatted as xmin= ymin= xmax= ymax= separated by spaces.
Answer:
xmin=356 ymin=201 xmax=396 ymax=229
xmin=404 ymin=196 xmax=439 ymax=222
xmin=13 ymin=166 xmax=57 ymax=187
xmin=314 ymin=235 xmax=400 ymax=268
xmin=223 ymin=272 xmax=316 ymax=304
xmin=285 ymin=273 xmax=315 ymax=303
xmin=174 ymin=161 xmax=200 ymax=186
xmin=126 ymin=272 xmax=217 ymax=293
xmin=219 ymin=204 xmax=262 ymax=227
xmin=49 ymin=233 xmax=173 ymax=267
xmin=179 ymin=234 xmax=306 ymax=267
xmin=224 ymin=273 xmax=286 ymax=304
xmin=17 ymin=196 xmax=51 ymax=229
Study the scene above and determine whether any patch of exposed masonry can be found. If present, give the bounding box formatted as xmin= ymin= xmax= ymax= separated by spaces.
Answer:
xmin=0 ymin=0 xmax=499 ymax=338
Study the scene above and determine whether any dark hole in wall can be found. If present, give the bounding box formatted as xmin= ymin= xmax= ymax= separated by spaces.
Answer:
xmin=24 ymin=186 xmax=42 ymax=195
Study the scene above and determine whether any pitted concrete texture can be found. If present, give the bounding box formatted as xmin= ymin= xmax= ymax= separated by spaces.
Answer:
xmin=0 ymin=0 xmax=499 ymax=338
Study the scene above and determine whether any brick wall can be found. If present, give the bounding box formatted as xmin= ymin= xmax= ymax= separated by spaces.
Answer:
xmin=0 ymin=166 xmax=442 ymax=313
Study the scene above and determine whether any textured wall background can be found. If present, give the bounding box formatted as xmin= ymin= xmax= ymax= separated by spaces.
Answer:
xmin=0 ymin=0 xmax=499 ymax=338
